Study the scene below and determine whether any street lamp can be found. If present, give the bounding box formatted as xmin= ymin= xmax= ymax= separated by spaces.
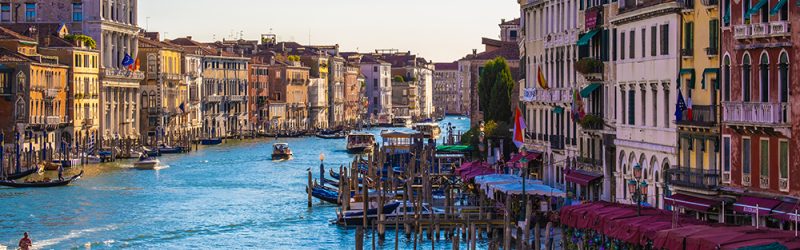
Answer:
xmin=519 ymin=147 xmax=530 ymax=213
xmin=319 ymin=152 xmax=325 ymax=180
xmin=479 ymin=121 xmax=486 ymax=161
xmin=628 ymin=163 xmax=648 ymax=216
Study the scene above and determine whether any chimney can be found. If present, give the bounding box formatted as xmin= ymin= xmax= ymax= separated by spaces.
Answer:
xmin=144 ymin=32 xmax=160 ymax=41
xmin=43 ymin=36 xmax=50 ymax=47
xmin=472 ymin=49 xmax=477 ymax=55
xmin=187 ymin=36 xmax=192 ymax=40
xmin=502 ymin=18 xmax=506 ymax=24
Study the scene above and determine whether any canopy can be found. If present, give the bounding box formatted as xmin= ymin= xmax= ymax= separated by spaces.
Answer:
xmin=474 ymin=174 xmax=523 ymax=186
xmin=734 ymin=196 xmax=782 ymax=215
xmin=664 ymin=193 xmax=720 ymax=212
xmin=564 ymin=169 xmax=602 ymax=186
xmin=553 ymin=106 xmax=564 ymax=114
xmin=701 ymin=68 xmax=719 ymax=89
xmin=771 ymin=201 xmax=800 ymax=222
xmin=492 ymin=182 xmax=566 ymax=197
xmin=770 ymin=0 xmax=788 ymax=15
xmin=507 ymin=151 xmax=541 ymax=166
xmin=679 ymin=68 xmax=696 ymax=88
xmin=746 ymin=0 xmax=768 ymax=16
xmin=576 ymin=29 xmax=600 ymax=46
xmin=580 ymin=83 xmax=603 ymax=98
xmin=456 ymin=161 xmax=495 ymax=181
xmin=436 ymin=145 xmax=472 ymax=153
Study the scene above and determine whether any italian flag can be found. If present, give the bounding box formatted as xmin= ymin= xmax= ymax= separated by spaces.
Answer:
xmin=513 ymin=107 xmax=527 ymax=148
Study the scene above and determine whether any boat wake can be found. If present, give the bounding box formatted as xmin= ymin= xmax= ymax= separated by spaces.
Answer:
xmin=33 ymin=224 xmax=118 ymax=249
xmin=154 ymin=165 xmax=170 ymax=170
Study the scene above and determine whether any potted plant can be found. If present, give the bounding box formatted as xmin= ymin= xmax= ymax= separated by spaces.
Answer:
xmin=574 ymin=58 xmax=603 ymax=75
xmin=579 ymin=114 xmax=604 ymax=130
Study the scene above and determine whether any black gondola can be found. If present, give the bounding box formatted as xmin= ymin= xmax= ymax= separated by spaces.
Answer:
xmin=0 ymin=170 xmax=83 ymax=188
xmin=3 ymin=166 xmax=40 ymax=180
xmin=200 ymin=138 xmax=223 ymax=145
xmin=307 ymin=184 xmax=340 ymax=204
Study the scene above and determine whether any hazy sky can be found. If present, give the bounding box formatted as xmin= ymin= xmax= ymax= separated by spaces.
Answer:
xmin=138 ymin=0 xmax=519 ymax=62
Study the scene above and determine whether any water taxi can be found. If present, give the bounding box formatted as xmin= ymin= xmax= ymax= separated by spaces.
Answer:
xmin=413 ymin=123 xmax=441 ymax=139
xmin=391 ymin=116 xmax=413 ymax=128
xmin=346 ymin=133 xmax=375 ymax=153
xmin=272 ymin=143 xmax=293 ymax=159
xmin=133 ymin=155 xmax=160 ymax=170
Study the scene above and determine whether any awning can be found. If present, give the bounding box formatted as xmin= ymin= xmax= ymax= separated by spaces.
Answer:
xmin=576 ymin=29 xmax=600 ymax=46
xmin=508 ymin=151 xmax=542 ymax=165
xmin=701 ymin=68 xmax=720 ymax=89
xmin=746 ymin=0 xmax=768 ymax=16
xmin=493 ymin=182 xmax=566 ymax=197
xmin=565 ymin=169 xmax=602 ymax=186
xmin=664 ymin=193 xmax=720 ymax=212
xmin=678 ymin=68 xmax=696 ymax=88
xmin=733 ymin=196 xmax=782 ymax=215
xmin=553 ymin=106 xmax=564 ymax=114
xmin=770 ymin=0 xmax=788 ymax=15
xmin=580 ymin=83 xmax=602 ymax=98
xmin=771 ymin=202 xmax=800 ymax=222
xmin=436 ymin=145 xmax=472 ymax=153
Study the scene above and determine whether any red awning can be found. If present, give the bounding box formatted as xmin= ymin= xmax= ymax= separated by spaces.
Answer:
xmin=664 ymin=193 xmax=720 ymax=212
xmin=507 ymin=151 xmax=542 ymax=167
xmin=771 ymin=202 xmax=800 ymax=222
xmin=733 ymin=196 xmax=782 ymax=215
xmin=564 ymin=169 xmax=603 ymax=186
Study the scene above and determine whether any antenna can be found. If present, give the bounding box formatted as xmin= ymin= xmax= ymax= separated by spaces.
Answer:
xmin=308 ymin=29 xmax=311 ymax=46
xmin=146 ymin=16 xmax=150 ymax=30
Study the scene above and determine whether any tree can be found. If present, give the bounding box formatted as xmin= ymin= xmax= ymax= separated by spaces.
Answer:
xmin=478 ymin=57 xmax=514 ymax=123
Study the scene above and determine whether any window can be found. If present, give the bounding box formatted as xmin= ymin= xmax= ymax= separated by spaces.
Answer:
xmin=780 ymin=0 xmax=788 ymax=21
xmin=780 ymin=141 xmax=788 ymax=181
xmin=373 ymin=79 xmax=378 ymax=87
xmin=743 ymin=54 xmax=751 ymax=102
xmin=684 ymin=22 xmax=694 ymax=52
xmin=660 ymin=24 xmax=669 ymax=55
xmin=743 ymin=0 xmax=751 ymax=23
xmin=641 ymin=28 xmax=646 ymax=58
xmin=724 ymin=56 xmax=731 ymax=101
xmin=723 ymin=0 xmax=731 ymax=26
xmin=620 ymin=32 xmax=626 ymax=60
xmin=25 ymin=3 xmax=36 ymax=22
xmin=779 ymin=52 xmax=788 ymax=103
xmin=743 ymin=138 xmax=752 ymax=177
xmin=0 ymin=71 xmax=9 ymax=94
xmin=612 ymin=28 xmax=618 ymax=61
xmin=373 ymin=66 xmax=377 ymax=72
xmin=709 ymin=20 xmax=719 ymax=51
xmin=1 ymin=4 xmax=10 ymax=22
xmin=723 ymin=136 xmax=731 ymax=173
xmin=628 ymin=90 xmax=635 ymax=125
xmin=760 ymin=139 xmax=769 ymax=182
xmin=759 ymin=53 xmax=768 ymax=103
xmin=73 ymin=3 xmax=83 ymax=22
xmin=650 ymin=26 xmax=657 ymax=57
xmin=629 ymin=30 xmax=635 ymax=59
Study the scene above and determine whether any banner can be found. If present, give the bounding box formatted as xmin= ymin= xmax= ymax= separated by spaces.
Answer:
xmin=522 ymin=88 xmax=537 ymax=102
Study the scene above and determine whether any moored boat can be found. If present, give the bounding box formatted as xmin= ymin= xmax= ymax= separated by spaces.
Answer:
xmin=346 ymin=133 xmax=375 ymax=153
xmin=0 ymin=170 xmax=83 ymax=188
xmin=200 ymin=138 xmax=223 ymax=145
xmin=337 ymin=201 xmax=442 ymax=226
xmin=272 ymin=143 xmax=293 ymax=159
xmin=413 ymin=122 xmax=441 ymax=139
xmin=2 ymin=166 xmax=41 ymax=180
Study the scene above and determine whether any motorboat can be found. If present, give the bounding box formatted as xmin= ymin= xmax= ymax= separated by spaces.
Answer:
xmin=391 ymin=117 xmax=413 ymax=128
xmin=316 ymin=129 xmax=346 ymax=139
xmin=133 ymin=155 xmax=160 ymax=170
xmin=157 ymin=145 xmax=184 ymax=154
xmin=272 ymin=143 xmax=293 ymax=159
xmin=413 ymin=123 xmax=441 ymax=139
xmin=346 ymin=133 xmax=375 ymax=153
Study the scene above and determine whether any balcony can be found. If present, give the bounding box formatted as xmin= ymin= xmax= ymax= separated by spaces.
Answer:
xmin=705 ymin=47 xmax=718 ymax=56
xmin=743 ymin=175 xmax=752 ymax=187
xmin=45 ymin=116 xmax=61 ymax=125
xmin=760 ymin=176 xmax=769 ymax=189
xmin=701 ymin=0 xmax=718 ymax=6
xmin=147 ymin=107 xmax=164 ymax=114
xmin=549 ymin=135 xmax=565 ymax=150
xmin=45 ymin=88 xmax=59 ymax=98
xmin=188 ymin=71 xmax=199 ymax=79
xmin=102 ymin=68 xmax=145 ymax=80
xmin=580 ymin=114 xmax=605 ymax=131
xmin=161 ymin=73 xmax=182 ymax=81
xmin=536 ymin=88 xmax=572 ymax=103
xmin=668 ymin=167 xmax=719 ymax=190
xmin=722 ymin=102 xmax=790 ymax=126
xmin=681 ymin=48 xmax=694 ymax=57
xmin=780 ymin=178 xmax=789 ymax=191
xmin=676 ymin=105 xmax=717 ymax=127
xmin=734 ymin=25 xmax=751 ymax=39
xmin=82 ymin=118 xmax=94 ymax=127
xmin=576 ymin=156 xmax=602 ymax=166
xmin=206 ymin=95 xmax=223 ymax=103
xmin=575 ymin=58 xmax=604 ymax=81
xmin=722 ymin=172 xmax=731 ymax=183
xmin=770 ymin=21 xmax=790 ymax=36
xmin=751 ymin=23 xmax=769 ymax=36
xmin=228 ymin=95 xmax=246 ymax=102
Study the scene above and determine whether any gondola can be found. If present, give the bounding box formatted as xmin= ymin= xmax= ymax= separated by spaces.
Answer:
xmin=307 ymin=184 xmax=340 ymax=204
xmin=0 ymin=170 xmax=83 ymax=188
xmin=200 ymin=138 xmax=223 ymax=145
xmin=316 ymin=132 xmax=346 ymax=139
xmin=3 ymin=166 xmax=40 ymax=180
xmin=157 ymin=145 xmax=184 ymax=154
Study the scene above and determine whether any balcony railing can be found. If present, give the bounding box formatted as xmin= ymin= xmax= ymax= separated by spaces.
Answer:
xmin=734 ymin=25 xmax=751 ymax=39
xmin=45 ymin=116 xmax=61 ymax=125
xmin=743 ymin=175 xmax=752 ymax=186
xmin=780 ymin=178 xmax=789 ymax=191
xmin=206 ymin=95 xmax=224 ymax=103
xmin=722 ymin=172 xmax=731 ymax=183
xmin=536 ymin=88 xmax=572 ymax=103
xmin=760 ymin=176 xmax=769 ymax=189
xmin=668 ymin=167 xmax=719 ymax=189
xmin=701 ymin=0 xmax=718 ymax=6
xmin=676 ymin=104 xmax=717 ymax=126
xmin=162 ymin=73 xmax=182 ymax=81
xmin=681 ymin=48 xmax=694 ymax=57
xmin=722 ymin=102 xmax=790 ymax=126
xmin=549 ymin=135 xmax=565 ymax=150
xmin=102 ymin=68 xmax=145 ymax=80
xmin=228 ymin=95 xmax=246 ymax=102
xmin=751 ymin=23 xmax=769 ymax=36
xmin=577 ymin=156 xmax=603 ymax=166
xmin=770 ymin=21 xmax=790 ymax=36
xmin=705 ymin=47 xmax=718 ymax=56
xmin=45 ymin=88 xmax=59 ymax=98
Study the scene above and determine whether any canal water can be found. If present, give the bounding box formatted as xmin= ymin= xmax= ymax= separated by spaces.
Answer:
xmin=0 ymin=116 xmax=486 ymax=249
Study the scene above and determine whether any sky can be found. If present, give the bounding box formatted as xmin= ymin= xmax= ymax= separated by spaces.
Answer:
xmin=138 ymin=0 xmax=520 ymax=63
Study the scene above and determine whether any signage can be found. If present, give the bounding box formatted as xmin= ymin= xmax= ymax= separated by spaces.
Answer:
xmin=522 ymin=88 xmax=537 ymax=102
xmin=585 ymin=8 xmax=600 ymax=30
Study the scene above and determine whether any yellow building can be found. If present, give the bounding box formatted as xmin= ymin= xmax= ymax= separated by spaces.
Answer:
xmin=138 ymin=33 xmax=185 ymax=146
xmin=671 ymin=0 xmax=722 ymax=210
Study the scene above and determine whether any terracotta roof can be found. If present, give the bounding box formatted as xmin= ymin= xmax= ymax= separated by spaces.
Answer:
xmin=0 ymin=47 xmax=34 ymax=62
xmin=501 ymin=18 xmax=520 ymax=26
xmin=482 ymin=38 xmax=516 ymax=48
xmin=462 ymin=44 xmax=519 ymax=61
xmin=434 ymin=62 xmax=458 ymax=71
xmin=138 ymin=36 xmax=183 ymax=51
xmin=0 ymin=25 xmax=35 ymax=42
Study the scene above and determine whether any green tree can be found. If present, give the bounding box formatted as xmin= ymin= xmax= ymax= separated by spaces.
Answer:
xmin=478 ymin=57 xmax=514 ymax=123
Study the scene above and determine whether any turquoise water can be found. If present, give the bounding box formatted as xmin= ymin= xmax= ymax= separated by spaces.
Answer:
xmin=0 ymin=116 xmax=482 ymax=249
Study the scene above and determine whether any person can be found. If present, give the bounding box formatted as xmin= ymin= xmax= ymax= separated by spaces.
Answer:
xmin=57 ymin=164 xmax=64 ymax=181
xmin=18 ymin=232 xmax=31 ymax=250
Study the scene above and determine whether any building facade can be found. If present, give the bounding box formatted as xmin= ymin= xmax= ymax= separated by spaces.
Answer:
xmin=138 ymin=33 xmax=184 ymax=146
xmin=248 ymin=61 xmax=269 ymax=133
xmin=433 ymin=62 xmax=460 ymax=115
xmin=359 ymin=56 xmax=392 ymax=124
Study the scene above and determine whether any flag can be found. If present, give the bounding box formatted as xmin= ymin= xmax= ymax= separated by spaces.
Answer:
xmin=513 ymin=106 xmax=527 ymax=148
xmin=687 ymin=96 xmax=694 ymax=121
xmin=675 ymin=90 xmax=687 ymax=122
xmin=128 ymin=58 xmax=139 ymax=71
xmin=537 ymin=65 xmax=549 ymax=89
xmin=134 ymin=58 xmax=141 ymax=71
xmin=179 ymin=102 xmax=186 ymax=113
xmin=121 ymin=53 xmax=134 ymax=67
xmin=571 ymin=89 xmax=585 ymax=122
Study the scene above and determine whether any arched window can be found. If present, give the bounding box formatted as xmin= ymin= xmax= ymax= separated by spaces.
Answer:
xmin=743 ymin=54 xmax=752 ymax=102
xmin=723 ymin=55 xmax=731 ymax=102
xmin=779 ymin=52 xmax=789 ymax=103
xmin=760 ymin=52 xmax=769 ymax=103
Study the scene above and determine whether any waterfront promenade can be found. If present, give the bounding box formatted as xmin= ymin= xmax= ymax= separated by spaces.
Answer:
xmin=0 ymin=117 xmax=473 ymax=249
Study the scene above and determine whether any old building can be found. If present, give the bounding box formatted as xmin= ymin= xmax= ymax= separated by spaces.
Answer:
xmin=357 ymin=55 xmax=392 ymax=124
xmin=137 ymin=32 xmax=184 ymax=146
xmin=433 ymin=62 xmax=460 ymax=116
xmin=182 ymin=53 xmax=203 ymax=140
xmin=300 ymin=53 xmax=329 ymax=129
xmin=343 ymin=65 xmax=361 ymax=126
xmin=379 ymin=51 xmax=434 ymax=119
xmin=248 ymin=60 xmax=269 ymax=133
xmin=391 ymin=77 xmax=418 ymax=119
xmin=721 ymin=0 xmax=795 ymax=227
xmin=268 ymin=59 xmax=309 ymax=131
